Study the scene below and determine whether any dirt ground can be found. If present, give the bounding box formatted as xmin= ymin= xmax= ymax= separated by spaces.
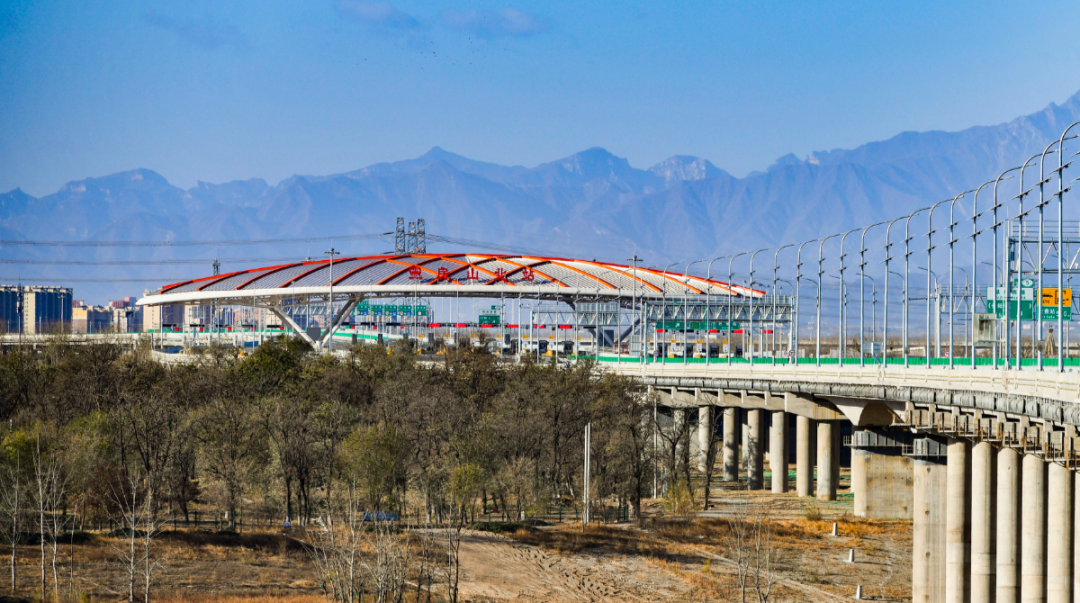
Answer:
xmin=456 ymin=471 xmax=912 ymax=602
xmin=487 ymin=489 xmax=912 ymax=602
xmin=0 ymin=480 xmax=912 ymax=602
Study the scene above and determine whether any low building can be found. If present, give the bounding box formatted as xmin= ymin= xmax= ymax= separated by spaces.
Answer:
xmin=111 ymin=306 xmax=142 ymax=333
xmin=107 ymin=297 xmax=142 ymax=333
xmin=0 ymin=286 xmax=75 ymax=334
xmin=72 ymin=305 xmax=111 ymax=333
xmin=0 ymin=286 xmax=19 ymax=333
xmin=23 ymin=286 xmax=73 ymax=334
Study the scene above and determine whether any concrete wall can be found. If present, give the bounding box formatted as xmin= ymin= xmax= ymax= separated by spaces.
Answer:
xmin=852 ymin=449 xmax=914 ymax=519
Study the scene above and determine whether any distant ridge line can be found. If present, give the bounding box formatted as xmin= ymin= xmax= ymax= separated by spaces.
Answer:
xmin=0 ymin=232 xmax=392 ymax=247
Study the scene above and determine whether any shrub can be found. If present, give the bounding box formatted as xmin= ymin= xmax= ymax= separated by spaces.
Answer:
xmin=466 ymin=521 xmax=529 ymax=534
xmin=662 ymin=481 xmax=696 ymax=518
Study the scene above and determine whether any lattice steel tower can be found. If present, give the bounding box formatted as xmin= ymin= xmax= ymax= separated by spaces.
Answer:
xmin=394 ymin=217 xmax=406 ymax=254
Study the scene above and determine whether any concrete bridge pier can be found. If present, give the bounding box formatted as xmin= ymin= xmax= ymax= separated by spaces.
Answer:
xmin=741 ymin=415 xmax=749 ymax=471
xmin=747 ymin=409 xmax=764 ymax=490
xmin=1047 ymin=461 xmax=1073 ymax=603
xmin=723 ymin=407 xmax=739 ymax=482
xmin=816 ymin=421 xmax=838 ymax=501
xmin=997 ymin=447 xmax=1022 ymax=603
xmin=797 ymin=415 xmax=814 ymax=497
xmin=945 ymin=439 xmax=971 ymax=603
xmin=1073 ymin=472 xmax=1080 ymax=599
xmin=770 ymin=411 xmax=788 ymax=493
xmin=1021 ymin=455 xmax=1047 ymax=603
xmin=914 ymin=456 xmax=948 ymax=603
xmin=970 ymin=441 xmax=996 ymax=603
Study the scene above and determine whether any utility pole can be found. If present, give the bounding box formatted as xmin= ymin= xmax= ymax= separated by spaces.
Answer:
xmin=583 ymin=423 xmax=591 ymax=526
xmin=213 ymin=257 xmax=220 ymax=344
xmin=17 ymin=283 xmax=22 ymax=344
xmin=626 ymin=256 xmax=642 ymax=362
xmin=325 ymin=245 xmax=340 ymax=353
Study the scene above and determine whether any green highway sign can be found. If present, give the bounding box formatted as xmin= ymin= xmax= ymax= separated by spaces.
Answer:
xmin=985 ymin=300 xmax=1071 ymax=321
xmin=986 ymin=286 xmax=1071 ymax=321
xmin=356 ymin=303 xmax=429 ymax=316
xmin=985 ymin=299 xmax=1034 ymax=321
xmin=479 ymin=306 xmax=502 ymax=325
xmin=987 ymin=286 xmax=1035 ymax=321
xmin=1042 ymin=306 xmax=1072 ymax=321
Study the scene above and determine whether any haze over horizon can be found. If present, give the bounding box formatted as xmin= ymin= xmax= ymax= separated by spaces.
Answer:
xmin=4 ymin=1 xmax=1080 ymax=196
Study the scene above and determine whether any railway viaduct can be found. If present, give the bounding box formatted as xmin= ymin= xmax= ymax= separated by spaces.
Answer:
xmin=609 ymin=361 xmax=1080 ymax=603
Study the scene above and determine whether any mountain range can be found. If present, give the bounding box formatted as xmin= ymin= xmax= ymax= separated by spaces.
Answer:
xmin=6 ymin=90 xmax=1080 ymax=301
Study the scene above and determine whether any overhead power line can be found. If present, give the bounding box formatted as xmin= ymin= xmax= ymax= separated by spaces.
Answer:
xmin=0 ymin=257 xmax=307 ymax=266
xmin=0 ymin=277 xmax=196 ymax=283
xmin=0 ymin=232 xmax=392 ymax=248
xmin=0 ymin=230 xmax=611 ymax=263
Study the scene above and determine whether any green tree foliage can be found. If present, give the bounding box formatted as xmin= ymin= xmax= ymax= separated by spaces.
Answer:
xmin=0 ymin=335 xmax=656 ymax=548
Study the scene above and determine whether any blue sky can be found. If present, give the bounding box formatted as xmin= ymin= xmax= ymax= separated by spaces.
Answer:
xmin=3 ymin=0 xmax=1080 ymax=196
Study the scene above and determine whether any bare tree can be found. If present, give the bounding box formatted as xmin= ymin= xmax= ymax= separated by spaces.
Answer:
xmin=444 ymin=514 xmax=463 ymax=603
xmin=412 ymin=519 xmax=437 ymax=603
xmin=492 ymin=456 xmax=535 ymax=521
xmin=364 ymin=519 xmax=410 ymax=603
xmin=593 ymin=376 xmax=653 ymax=525
xmin=304 ymin=479 xmax=412 ymax=603
xmin=195 ymin=394 xmax=263 ymax=530
xmin=31 ymin=429 xmax=70 ymax=601
xmin=109 ymin=467 xmax=164 ymax=603
xmin=0 ymin=442 xmax=24 ymax=594
xmin=444 ymin=463 xmax=481 ymax=603
xmin=726 ymin=498 xmax=782 ymax=603
xmin=700 ymin=409 xmax=722 ymax=511
xmin=305 ymin=482 xmax=367 ymax=602
xmin=651 ymin=407 xmax=693 ymax=498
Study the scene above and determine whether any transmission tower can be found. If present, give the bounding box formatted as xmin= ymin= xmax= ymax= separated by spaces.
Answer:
xmin=395 ymin=217 xmax=426 ymax=253
xmin=394 ymin=217 xmax=406 ymax=254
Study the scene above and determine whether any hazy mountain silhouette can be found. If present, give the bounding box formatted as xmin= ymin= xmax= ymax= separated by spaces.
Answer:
xmin=5 ymin=90 xmax=1080 ymax=300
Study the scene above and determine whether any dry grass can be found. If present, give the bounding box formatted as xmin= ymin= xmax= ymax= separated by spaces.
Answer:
xmin=159 ymin=596 xmax=324 ymax=603
xmin=0 ymin=528 xmax=318 ymax=601
xmin=775 ymin=516 xmax=903 ymax=539
xmin=503 ymin=515 xmax=906 ymax=558
xmin=507 ymin=523 xmax=672 ymax=557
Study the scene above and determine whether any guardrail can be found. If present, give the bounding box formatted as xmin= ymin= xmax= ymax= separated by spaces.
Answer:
xmin=594 ymin=356 xmax=1080 ymax=408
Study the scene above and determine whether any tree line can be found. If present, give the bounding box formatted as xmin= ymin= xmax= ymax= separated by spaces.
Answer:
xmin=0 ymin=337 xmax=669 ymax=600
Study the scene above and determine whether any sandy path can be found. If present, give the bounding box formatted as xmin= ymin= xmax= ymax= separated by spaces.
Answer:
xmin=456 ymin=531 xmax=682 ymax=602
